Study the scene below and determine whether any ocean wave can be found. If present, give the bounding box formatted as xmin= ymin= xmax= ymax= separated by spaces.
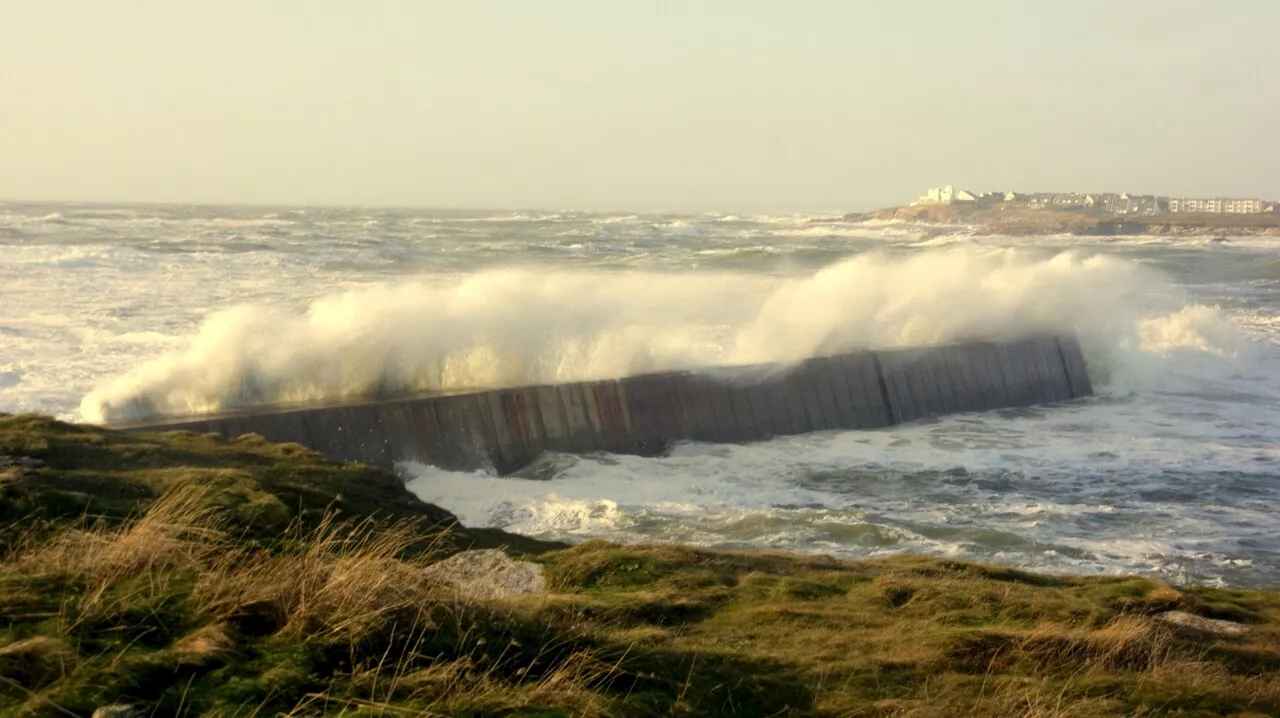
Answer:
xmin=79 ymin=247 xmax=1247 ymax=423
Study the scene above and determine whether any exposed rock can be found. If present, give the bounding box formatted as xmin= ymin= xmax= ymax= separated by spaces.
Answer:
xmin=424 ymin=549 xmax=547 ymax=600
xmin=0 ymin=455 xmax=44 ymax=469
xmin=1157 ymin=610 xmax=1249 ymax=637
xmin=92 ymin=706 xmax=136 ymax=718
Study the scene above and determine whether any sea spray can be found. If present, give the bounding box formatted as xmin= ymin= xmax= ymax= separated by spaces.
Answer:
xmin=80 ymin=247 xmax=1244 ymax=422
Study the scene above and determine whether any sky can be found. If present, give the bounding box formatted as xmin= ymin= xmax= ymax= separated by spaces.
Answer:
xmin=2 ymin=1 xmax=1277 ymax=212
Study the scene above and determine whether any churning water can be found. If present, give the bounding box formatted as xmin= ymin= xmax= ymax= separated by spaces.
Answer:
xmin=3 ymin=202 xmax=1278 ymax=586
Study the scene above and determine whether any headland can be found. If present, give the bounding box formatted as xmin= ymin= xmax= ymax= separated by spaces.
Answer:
xmin=845 ymin=187 xmax=1280 ymax=237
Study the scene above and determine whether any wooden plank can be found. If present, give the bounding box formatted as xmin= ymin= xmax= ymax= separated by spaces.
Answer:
xmin=557 ymin=383 xmax=606 ymax=453
xmin=192 ymin=417 xmax=226 ymax=438
xmin=777 ymin=370 xmax=813 ymax=435
xmin=815 ymin=355 xmax=859 ymax=429
xmin=877 ymin=349 xmax=920 ymax=423
xmin=948 ymin=344 xmax=984 ymax=412
xmin=424 ymin=400 xmax=465 ymax=469
xmin=933 ymin=347 xmax=966 ymax=413
xmin=793 ymin=361 xmax=833 ymax=432
xmin=615 ymin=376 xmax=651 ymax=442
xmin=905 ymin=349 xmax=938 ymax=418
xmin=316 ymin=408 xmax=357 ymax=464
xmin=1010 ymin=338 xmax=1051 ymax=404
xmin=1026 ymin=337 xmax=1063 ymax=403
xmin=724 ymin=378 xmax=765 ymax=441
xmin=294 ymin=412 xmax=337 ymax=462
xmin=666 ymin=372 xmax=703 ymax=441
xmin=983 ymin=342 xmax=1014 ymax=410
xmin=855 ymin=351 xmax=893 ymax=428
xmin=496 ymin=388 xmax=545 ymax=467
xmin=961 ymin=344 xmax=991 ymax=411
xmin=618 ymin=374 xmax=657 ymax=439
xmin=802 ymin=357 xmax=844 ymax=431
xmin=1056 ymin=335 xmax=1094 ymax=398
xmin=378 ymin=400 xmax=431 ymax=465
xmin=344 ymin=405 xmax=391 ymax=466
xmin=993 ymin=340 xmax=1025 ymax=406
xmin=969 ymin=343 xmax=1010 ymax=410
xmin=515 ymin=388 xmax=548 ymax=456
xmin=1037 ymin=335 xmax=1073 ymax=402
xmin=118 ymin=334 xmax=1100 ymax=473
xmin=758 ymin=370 xmax=796 ymax=436
xmin=677 ymin=374 xmax=722 ymax=442
xmin=702 ymin=378 xmax=739 ymax=442
xmin=485 ymin=392 xmax=517 ymax=449
xmin=430 ymin=394 xmax=492 ymax=471
xmin=873 ymin=350 xmax=908 ymax=423
xmin=620 ymin=373 xmax=681 ymax=452
xmin=932 ymin=347 xmax=963 ymax=413
xmin=988 ymin=343 xmax=1014 ymax=408
xmin=741 ymin=377 xmax=778 ymax=437
xmin=994 ymin=341 xmax=1031 ymax=408
xmin=902 ymin=351 xmax=935 ymax=417
xmin=533 ymin=385 xmax=571 ymax=452
xmin=254 ymin=409 xmax=312 ymax=448
xmin=482 ymin=391 xmax=524 ymax=472
xmin=646 ymin=372 xmax=683 ymax=443
xmin=590 ymin=381 xmax=631 ymax=452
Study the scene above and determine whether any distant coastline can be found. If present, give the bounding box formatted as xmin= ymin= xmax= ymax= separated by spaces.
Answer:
xmin=841 ymin=201 xmax=1280 ymax=237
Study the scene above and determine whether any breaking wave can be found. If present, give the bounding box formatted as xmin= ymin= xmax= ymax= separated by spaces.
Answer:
xmin=80 ymin=247 xmax=1246 ymax=423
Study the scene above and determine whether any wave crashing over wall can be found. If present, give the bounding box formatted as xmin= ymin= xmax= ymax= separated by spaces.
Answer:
xmin=81 ymin=248 xmax=1246 ymax=423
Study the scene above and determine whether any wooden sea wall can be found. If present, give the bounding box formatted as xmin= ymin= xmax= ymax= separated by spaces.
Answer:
xmin=113 ymin=334 xmax=1093 ymax=474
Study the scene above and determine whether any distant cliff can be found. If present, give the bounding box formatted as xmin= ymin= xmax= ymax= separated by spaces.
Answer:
xmin=844 ymin=202 xmax=1280 ymax=237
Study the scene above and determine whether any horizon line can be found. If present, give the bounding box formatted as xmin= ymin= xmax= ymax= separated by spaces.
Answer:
xmin=0 ymin=195 xmax=876 ymax=216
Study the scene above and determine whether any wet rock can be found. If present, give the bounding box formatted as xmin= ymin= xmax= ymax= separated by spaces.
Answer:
xmin=424 ymin=549 xmax=547 ymax=600
xmin=1157 ymin=610 xmax=1249 ymax=637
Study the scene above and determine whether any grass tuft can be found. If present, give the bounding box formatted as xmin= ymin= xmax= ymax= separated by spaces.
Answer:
xmin=3 ymin=413 xmax=1280 ymax=716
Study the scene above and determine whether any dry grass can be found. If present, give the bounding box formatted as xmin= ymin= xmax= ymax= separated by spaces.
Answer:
xmin=0 ymin=484 xmax=617 ymax=716
xmin=4 ymin=414 xmax=1280 ymax=716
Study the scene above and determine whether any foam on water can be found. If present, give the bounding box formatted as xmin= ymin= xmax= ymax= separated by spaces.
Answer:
xmin=78 ymin=247 xmax=1242 ymax=423
xmin=403 ymin=333 xmax=1280 ymax=585
xmin=4 ymin=202 xmax=1279 ymax=586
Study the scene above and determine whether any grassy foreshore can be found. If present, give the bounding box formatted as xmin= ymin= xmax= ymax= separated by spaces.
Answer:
xmin=2 ymin=414 xmax=1279 ymax=717
xmin=844 ymin=202 xmax=1280 ymax=238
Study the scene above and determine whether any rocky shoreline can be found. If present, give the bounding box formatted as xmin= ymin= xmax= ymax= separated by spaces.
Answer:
xmin=842 ymin=203 xmax=1280 ymax=238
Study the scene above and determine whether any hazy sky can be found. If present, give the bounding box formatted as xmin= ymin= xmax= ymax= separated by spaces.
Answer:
xmin=2 ymin=1 xmax=1277 ymax=211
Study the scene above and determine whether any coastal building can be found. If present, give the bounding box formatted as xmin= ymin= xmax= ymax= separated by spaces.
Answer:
xmin=1168 ymin=198 xmax=1266 ymax=214
xmin=909 ymin=187 xmax=1261 ymax=215
xmin=1098 ymin=194 xmax=1165 ymax=216
xmin=1051 ymin=193 xmax=1091 ymax=208
xmin=919 ymin=186 xmax=978 ymax=204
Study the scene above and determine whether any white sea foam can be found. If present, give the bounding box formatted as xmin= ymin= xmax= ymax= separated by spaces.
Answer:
xmin=6 ymin=204 xmax=1280 ymax=585
xmin=79 ymin=247 xmax=1245 ymax=422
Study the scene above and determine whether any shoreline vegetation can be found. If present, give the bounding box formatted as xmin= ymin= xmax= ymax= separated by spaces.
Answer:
xmin=839 ymin=202 xmax=1280 ymax=238
xmin=3 ymin=414 xmax=1279 ymax=716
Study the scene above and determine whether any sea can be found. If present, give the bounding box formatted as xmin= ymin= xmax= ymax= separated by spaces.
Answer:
xmin=3 ymin=202 xmax=1278 ymax=588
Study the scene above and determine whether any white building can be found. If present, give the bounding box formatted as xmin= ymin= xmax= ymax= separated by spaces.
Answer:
xmin=920 ymin=186 xmax=978 ymax=204
xmin=1169 ymin=197 xmax=1266 ymax=214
